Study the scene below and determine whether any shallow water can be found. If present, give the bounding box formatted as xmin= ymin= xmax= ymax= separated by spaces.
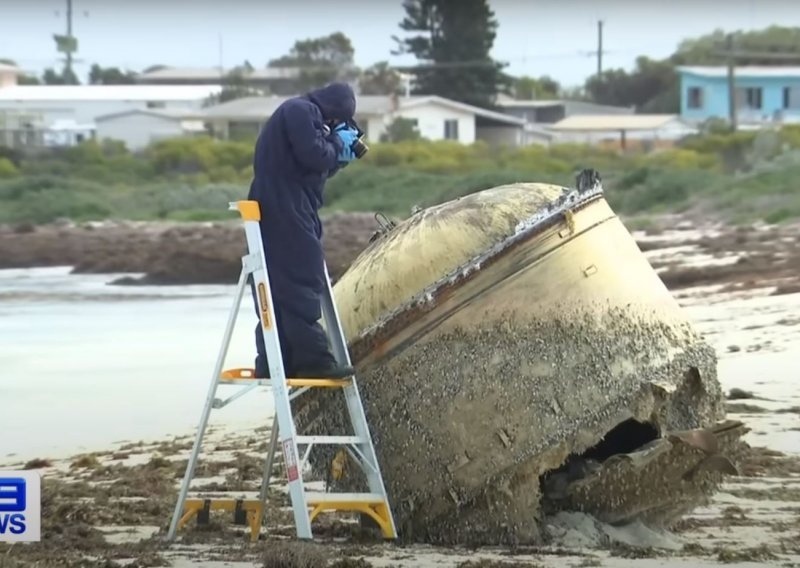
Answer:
xmin=1 ymin=266 xmax=798 ymax=465
xmin=0 ymin=267 xmax=275 ymax=463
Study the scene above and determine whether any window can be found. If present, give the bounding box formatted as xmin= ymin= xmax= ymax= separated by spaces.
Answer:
xmin=687 ymin=87 xmax=703 ymax=109
xmin=735 ymin=87 xmax=763 ymax=110
xmin=146 ymin=101 xmax=166 ymax=109
xmin=784 ymin=86 xmax=800 ymax=109
xmin=444 ymin=119 xmax=459 ymax=140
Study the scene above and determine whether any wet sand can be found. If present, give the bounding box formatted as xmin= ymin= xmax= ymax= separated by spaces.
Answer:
xmin=1 ymin=220 xmax=799 ymax=566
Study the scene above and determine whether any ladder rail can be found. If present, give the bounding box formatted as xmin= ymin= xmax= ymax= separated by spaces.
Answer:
xmin=242 ymin=217 xmax=314 ymax=539
xmin=320 ymin=265 xmax=398 ymax=537
xmin=166 ymin=266 xmax=249 ymax=541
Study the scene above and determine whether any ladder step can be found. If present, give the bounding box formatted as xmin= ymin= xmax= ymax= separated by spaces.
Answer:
xmin=295 ymin=435 xmax=364 ymax=445
xmin=184 ymin=497 xmax=262 ymax=510
xmin=305 ymin=492 xmax=386 ymax=505
xmin=220 ymin=369 xmax=351 ymax=388
xmin=304 ymin=492 xmax=396 ymax=539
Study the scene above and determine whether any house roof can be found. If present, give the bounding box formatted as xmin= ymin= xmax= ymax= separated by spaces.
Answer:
xmin=677 ymin=65 xmax=800 ymax=78
xmin=496 ymin=98 xmax=564 ymax=108
xmin=202 ymin=94 xmax=525 ymax=126
xmin=496 ymin=98 xmax=635 ymax=115
xmin=524 ymin=123 xmax=556 ymax=139
xmin=95 ymin=108 xmax=202 ymax=122
xmin=403 ymin=96 xmax=526 ymax=126
xmin=0 ymin=63 xmax=22 ymax=75
xmin=0 ymin=85 xmax=222 ymax=102
xmin=137 ymin=66 xmax=301 ymax=81
xmin=548 ymin=114 xmax=686 ymax=131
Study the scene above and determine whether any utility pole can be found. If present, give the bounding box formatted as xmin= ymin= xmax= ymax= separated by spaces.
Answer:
xmin=218 ymin=33 xmax=225 ymax=77
xmin=597 ymin=20 xmax=604 ymax=77
xmin=582 ymin=20 xmax=607 ymax=79
xmin=726 ymin=34 xmax=737 ymax=131
xmin=66 ymin=0 xmax=73 ymax=76
xmin=53 ymin=0 xmax=84 ymax=83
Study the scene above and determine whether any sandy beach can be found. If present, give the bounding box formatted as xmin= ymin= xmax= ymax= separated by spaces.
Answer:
xmin=1 ymin=218 xmax=799 ymax=567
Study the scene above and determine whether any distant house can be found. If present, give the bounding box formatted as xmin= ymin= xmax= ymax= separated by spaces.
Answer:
xmin=495 ymin=96 xmax=635 ymax=125
xmin=0 ymin=84 xmax=221 ymax=148
xmin=677 ymin=65 xmax=800 ymax=127
xmin=95 ymin=108 xmax=207 ymax=150
xmin=136 ymin=66 xmax=303 ymax=95
xmin=547 ymin=114 xmax=698 ymax=149
xmin=0 ymin=63 xmax=23 ymax=88
xmin=201 ymin=94 xmax=528 ymax=146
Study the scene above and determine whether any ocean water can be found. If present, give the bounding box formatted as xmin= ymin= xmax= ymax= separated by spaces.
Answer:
xmin=2 ymin=266 xmax=798 ymax=465
xmin=0 ymin=267 xmax=275 ymax=463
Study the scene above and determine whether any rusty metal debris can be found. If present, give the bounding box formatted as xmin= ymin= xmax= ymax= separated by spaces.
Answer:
xmin=294 ymin=172 xmax=745 ymax=545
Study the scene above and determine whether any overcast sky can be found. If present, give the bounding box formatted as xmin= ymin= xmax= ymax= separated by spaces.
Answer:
xmin=2 ymin=0 xmax=799 ymax=87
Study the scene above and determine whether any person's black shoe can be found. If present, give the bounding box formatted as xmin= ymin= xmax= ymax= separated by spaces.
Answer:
xmin=254 ymin=359 xmax=270 ymax=379
xmin=295 ymin=364 xmax=355 ymax=379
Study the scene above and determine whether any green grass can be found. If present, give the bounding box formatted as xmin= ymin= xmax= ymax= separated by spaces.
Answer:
xmin=2 ymin=131 xmax=800 ymax=225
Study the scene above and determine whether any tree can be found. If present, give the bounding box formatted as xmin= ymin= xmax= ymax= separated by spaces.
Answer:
xmin=88 ymin=64 xmax=137 ymax=85
xmin=674 ymin=25 xmax=800 ymax=65
xmin=142 ymin=64 xmax=168 ymax=74
xmin=512 ymin=75 xmax=560 ymax=99
xmin=582 ymin=26 xmax=800 ymax=112
xmin=392 ymin=0 xmax=509 ymax=108
xmin=204 ymin=66 xmax=267 ymax=106
xmin=360 ymin=61 xmax=403 ymax=95
xmin=269 ymin=32 xmax=359 ymax=92
xmin=42 ymin=67 xmax=80 ymax=85
xmin=380 ymin=117 xmax=422 ymax=142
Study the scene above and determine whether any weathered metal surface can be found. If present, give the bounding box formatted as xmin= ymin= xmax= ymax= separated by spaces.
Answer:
xmin=296 ymin=174 xmax=743 ymax=545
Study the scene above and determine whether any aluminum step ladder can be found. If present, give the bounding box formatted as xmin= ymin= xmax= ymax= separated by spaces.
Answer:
xmin=165 ymin=200 xmax=397 ymax=543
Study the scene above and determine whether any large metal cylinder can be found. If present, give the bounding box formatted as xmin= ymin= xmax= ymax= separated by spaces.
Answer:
xmin=296 ymin=177 xmax=742 ymax=545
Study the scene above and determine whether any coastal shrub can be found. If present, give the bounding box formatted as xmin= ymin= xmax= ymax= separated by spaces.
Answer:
xmin=0 ymin=157 xmax=19 ymax=178
xmin=3 ymin=127 xmax=800 ymax=225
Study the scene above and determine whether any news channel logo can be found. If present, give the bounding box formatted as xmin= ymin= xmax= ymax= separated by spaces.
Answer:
xmin=0 ymin=471 xmax=41 ymax=542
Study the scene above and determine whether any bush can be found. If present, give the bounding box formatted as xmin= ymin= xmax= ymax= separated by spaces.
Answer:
xmin=0 ymin=157 xmax=19 ymax=178
xmin=4 ymin=128 xmax=800 ymax=225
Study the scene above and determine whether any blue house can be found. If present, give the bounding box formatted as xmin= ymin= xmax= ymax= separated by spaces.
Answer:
xmin=677 ymin=66 xmax=800 ymax=126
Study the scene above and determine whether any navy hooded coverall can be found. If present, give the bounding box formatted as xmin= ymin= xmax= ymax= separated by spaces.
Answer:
xmin=247 ymin=82 xmax=356 ymax=379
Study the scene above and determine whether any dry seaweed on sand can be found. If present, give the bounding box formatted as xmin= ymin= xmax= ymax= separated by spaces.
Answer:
xmin=457 ymin=560 xmax=543 ymax=568
xmin=261 ymin=540 xmax=332 ymax=568
xmin=715 ymin=544 xmax=780 ymax=563
xmin=739 ymin=446 xmax=800 ymax=477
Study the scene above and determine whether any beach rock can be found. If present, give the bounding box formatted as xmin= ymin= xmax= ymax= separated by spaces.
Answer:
xmin=0 ymin=213 xmax=379 ymax=285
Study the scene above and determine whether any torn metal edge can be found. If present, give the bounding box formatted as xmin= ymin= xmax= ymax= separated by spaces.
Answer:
xmin=347 ymin=176 xmax=605 ymax=362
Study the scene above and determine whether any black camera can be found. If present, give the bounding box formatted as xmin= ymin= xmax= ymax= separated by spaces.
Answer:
xmin=345 ymin=119 xmax=369 ymax=159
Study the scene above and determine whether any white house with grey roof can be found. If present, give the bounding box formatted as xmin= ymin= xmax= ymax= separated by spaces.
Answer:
xmin=548 ymin=114 xmax=698 ymax=149
xmin=94 ymin=108 xmax=208 ymax=150
xmin=200 ymin=94 xmax=529 ymax=146
xmin=0 ymin=84 xmax=221 ymax=149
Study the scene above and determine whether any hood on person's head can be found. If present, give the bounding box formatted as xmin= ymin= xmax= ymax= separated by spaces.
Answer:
xmin=308 ymin=82 xmax=356 ymax=123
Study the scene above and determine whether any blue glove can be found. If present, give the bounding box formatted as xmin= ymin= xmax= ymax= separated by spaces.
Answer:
xmin=335 ymin=126 xmax=359 ymax=163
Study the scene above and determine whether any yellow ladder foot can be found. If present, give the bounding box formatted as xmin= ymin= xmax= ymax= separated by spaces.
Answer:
xmin=179 ymin=498 xmax=263 ymax=542
xmin=306 ymin=493 xmax=396 ymax=539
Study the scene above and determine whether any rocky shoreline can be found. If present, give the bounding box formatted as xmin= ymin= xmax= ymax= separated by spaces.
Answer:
xmin=0 ymin=212 xmax=381 ymax=286
xmin=2 ymin=214 xmax=800 ymax=295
